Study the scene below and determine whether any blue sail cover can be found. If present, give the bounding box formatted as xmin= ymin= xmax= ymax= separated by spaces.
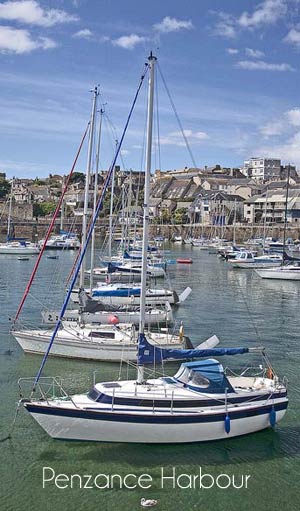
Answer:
xmin=138 ymin=333 xmax=249 ymax=365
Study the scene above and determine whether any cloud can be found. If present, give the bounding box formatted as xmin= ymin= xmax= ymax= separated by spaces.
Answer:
xmin=283 ymin=27 xmax=300 ymax=47
xmin=153 ymin=16 xmax=194 ymax=33
xmin=236 ymin=60 xmax=295 ymax=71
xmin=238 ymin=0 xmax=287 ymax=29
xmin=160 ymin=129 xmax=209 ymax=147
xmin=212 ymin=12 xmax=236 ymax=38
xmin=72 ymin=28 xmax=92 ymax=39
xmin=245 ymin=47 xmax=265 ymax=58
xmin=227 ymin=48 xmax=239 ymax=54
xmin=259 ymin=107 xmax=300 ymax=138
xmin=212 ymin=0 xmax=287 ymax=40
xmin=286 ymin=108 xmax=300 ymax=126
xmin=260 ymin=121 xmax=284 ymax=136
xmin=112 ymin=34 xmax=145 ymax=50
xmin=256 ymin=131 xmax=300 ymax=166
xmin=0 ymin=25 xmax=56 ymax=54
xmin=0 ymin=0 xmax=78 ymax=27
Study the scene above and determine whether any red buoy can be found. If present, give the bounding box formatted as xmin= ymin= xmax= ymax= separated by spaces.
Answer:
xmin=108 ymin=314 xmax=119 ymax=325
xmin=176 ymin=258 xmax=193 ymax=264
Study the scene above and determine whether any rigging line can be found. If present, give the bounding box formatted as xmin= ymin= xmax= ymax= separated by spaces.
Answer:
xmin=157 ymin=62 xmax=198 ymax=169
xmin=33 ymin=64 xmax=149 ymax=389
xmin=230 ymin=270 xmax=263 ymax=344
xmin=155 ymin=68 xmax=161 ymax=171
xmin=104 ymin=112 xmax=127 ymax=170
xmin=13 ymin=124 xmax=89 ymax=323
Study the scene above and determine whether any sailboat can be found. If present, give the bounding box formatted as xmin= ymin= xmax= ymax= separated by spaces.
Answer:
xmin=18 ymin=53 xmax=288 ymax=443
xmin=0 ymin=180 xmax=40 ymax=255
xmin=255 ymin=166 xmax=300 ymax=280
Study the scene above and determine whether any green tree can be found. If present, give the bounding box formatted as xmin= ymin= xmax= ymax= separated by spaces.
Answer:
xmin=174 ymin=207 xmax=188 ymax=224
xmin=33 ymin=201 xmax=56 ymax=217
xmin=0 ymin=179 xmax=11 ymax=198
xmin=70 ymin=172 xmax=85 ymax=184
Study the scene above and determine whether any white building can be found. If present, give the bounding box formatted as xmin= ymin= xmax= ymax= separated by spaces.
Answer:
xmin=242 ymin=158 xmax=281 ymax=182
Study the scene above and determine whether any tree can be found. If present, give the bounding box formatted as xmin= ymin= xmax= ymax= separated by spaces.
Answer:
xmin=174 ymin=207 xmax=188 ymax=224
xmin=0 ymin=179 xmax=11 ymax=198
xmin=33 ymin=201 xmax=56 ymax=217
xmin=70 ymin=172 xmax=85 ymax=184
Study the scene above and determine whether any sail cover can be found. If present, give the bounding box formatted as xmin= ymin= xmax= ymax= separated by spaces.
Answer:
xmin=137 ymin=333 xmax=249 ymax=365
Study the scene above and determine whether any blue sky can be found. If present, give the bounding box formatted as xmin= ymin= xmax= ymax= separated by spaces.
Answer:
xmin=1 ymin=0 xmax=300 ymax=178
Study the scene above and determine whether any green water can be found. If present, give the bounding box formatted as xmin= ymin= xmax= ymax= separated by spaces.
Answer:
xmin=0 ymin=247 xmax=299 ymax=510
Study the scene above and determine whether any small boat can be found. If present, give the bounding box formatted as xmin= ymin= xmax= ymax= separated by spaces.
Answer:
xmin=229 ymin=252 xmax=282 ymax=269
xmin=38 ymin=232 xmax=80 ymax=250
xmin=46 ymin=255 xmax=59 ymax=260
xmin=176 ymin=258 xmax=193 ymax=264
xmin=17 ymin=256 xmax=30 ymax=261
xmin=0 ymin=241 xmax=39 ymax=255
xmin=256 ymin=261 xmax=300 ymax=280
xmin=12 ymin=322 xmax=186 ymax=362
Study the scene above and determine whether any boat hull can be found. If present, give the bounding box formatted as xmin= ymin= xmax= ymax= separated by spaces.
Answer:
xmin=231 ymin=261 xmax=282 ymax=269
xmin=13 ymin=332 xmax=182 ymax=362
xmin=256 ymin=269 xmax=300 ymax=280
xmin=25 ymin=400 xmax=287 ymax=443
xmin=41 ymin=308 xmax=172 ymax=326
xmin=0 ymin=246 xmax=39 ymax=255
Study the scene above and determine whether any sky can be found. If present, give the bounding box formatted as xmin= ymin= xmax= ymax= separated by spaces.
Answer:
xmin=1 ymin=0 xmax=300 ymax=178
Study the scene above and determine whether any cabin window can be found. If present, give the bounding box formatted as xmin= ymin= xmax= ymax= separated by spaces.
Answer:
xmin=189 ymin=372 xmax=210 ymax=387
xmin=87 ymin=388 xmax=101 ymax=401
xmin=88 ymin=331 xmax=115 ymax=339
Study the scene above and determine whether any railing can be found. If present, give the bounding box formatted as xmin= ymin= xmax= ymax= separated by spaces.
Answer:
xmin=17 ymin=376 xmax=75 ymax=404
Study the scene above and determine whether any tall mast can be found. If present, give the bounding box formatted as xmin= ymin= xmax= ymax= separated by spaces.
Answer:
xmin=233 ymin=198 xmax=237 ymax=245
xmin=60 ymin=177 xmax=65 ymax=231
xmin=90 ymin=106 xmax=104 ymax=293
xmin=108 ymin=140 xmax=117 ymax=262
xmin=282 ymin=164 xmax=291 ymax=258
xmin=79 ymin=86 xmax=98 ymax=288
xmin=7 ymin=178 xmax=13 ymax=240
xmin=137 ymin=52 xmax=156 ymax=384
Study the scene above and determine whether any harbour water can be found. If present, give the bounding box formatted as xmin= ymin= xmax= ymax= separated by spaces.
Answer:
xmin=1 ymin=245 xmax=300 ymax=510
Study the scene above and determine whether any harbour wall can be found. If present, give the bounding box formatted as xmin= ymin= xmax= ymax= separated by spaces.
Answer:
xmin=1 ymin=220 xmax=300 ymax=242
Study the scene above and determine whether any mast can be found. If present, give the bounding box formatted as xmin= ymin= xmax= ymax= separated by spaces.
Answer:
xmin=262 ymin=187 xmax=268 ymax=252
xmin=60 ymin=177 xmax=65 ymax=231
xmin=137 ymin=52 xmax=156 ymax=384
xmin=79 ymin=86 xmax=98 ymax=288
xmin=233 ymin=198 xmax=237 ymax=245
xmin=108 ymin=141 xmax=117 ymax=262
xmin=90 ymin=106 xmax=104 ymax=293
xmin=7 ymin=178 xmax=13 ymax=240
xmin=282 ymin=164 xmax=291 ymax=259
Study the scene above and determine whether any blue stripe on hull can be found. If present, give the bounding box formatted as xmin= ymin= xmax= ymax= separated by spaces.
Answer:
xmin=25 ymin=400 xmax=288 ymax=424
xmin=90 ymin=391 xmax=287 ymax=408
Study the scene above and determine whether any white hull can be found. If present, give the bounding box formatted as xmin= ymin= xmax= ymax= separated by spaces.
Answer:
xmin=13 ymin=331 xmax=182 ymax=362
xmin=0 ymin=245 xmax=39 ymax=255
xmin=256 ymin=268 xmax=300 ymax=280
xmin=71 ymin=289 xmax=177 ymax=306
xmin=41 ymin=307 xmax=172 ymax=325
xmin=26 ymin=403 xmax=287 ymax=443
xmin=231 ymin=261 xmax=282 ymax=269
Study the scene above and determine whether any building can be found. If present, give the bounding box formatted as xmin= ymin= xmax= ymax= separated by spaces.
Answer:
xmin=244 ymin=187 xmax=300 ymax=224
xmin=242 ymin=158 xmax=281 ymax=182
xmin=189 ymin=191 xmax=244 ymax=225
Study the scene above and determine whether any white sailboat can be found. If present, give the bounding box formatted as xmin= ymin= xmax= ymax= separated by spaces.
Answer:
xmin=230 ymin=251 xmax=282 ymax=269
xmin=19 ymin=53 xmax=288 ymax=443
xmin=0 ymin=180 xmax=40 ymax=255
xmin=13 ymin=321 xmax=184 ymax=362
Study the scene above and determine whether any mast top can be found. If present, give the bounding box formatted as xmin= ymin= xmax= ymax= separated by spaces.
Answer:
xmin=148 ymin=51 xmax=157 ymax=61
